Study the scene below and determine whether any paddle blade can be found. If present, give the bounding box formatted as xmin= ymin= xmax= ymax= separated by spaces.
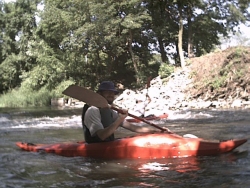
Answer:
xmin=62 ymin=85 xmax=109 ymax=108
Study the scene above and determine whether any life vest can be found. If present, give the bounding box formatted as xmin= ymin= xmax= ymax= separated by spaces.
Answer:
xmin=82 ymin=104 xmax=115 ymax=143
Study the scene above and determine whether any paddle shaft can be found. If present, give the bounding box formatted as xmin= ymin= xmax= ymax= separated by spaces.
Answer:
xmin=144 ymin=76 xmax=152 ymax=114
xmin=111 ymin=106 xmax=165 ymax=131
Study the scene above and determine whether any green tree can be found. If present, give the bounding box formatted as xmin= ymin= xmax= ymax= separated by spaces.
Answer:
xmin=0 ymin=0 xmax=40 ymax=93
xmin=145 ymin=0 xmax=178 ymax=64
xmin=44 ymin=0 xmax=159 ymax=88
xmin=1 ymin=0 xmax=249 ymax=99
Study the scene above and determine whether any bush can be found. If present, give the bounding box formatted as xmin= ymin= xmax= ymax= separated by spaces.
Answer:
xmin=0 ymin=87 xmax=52 ymax=107
xmin=51 ymin=80 xmax=75 ymax=98
xmin=0 ymin=80 xmax=75 ymax=107
xmin=158 ymin=63 xmax=175 ymax=79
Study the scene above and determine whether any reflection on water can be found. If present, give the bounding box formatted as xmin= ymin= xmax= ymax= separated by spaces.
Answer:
xmin=0 ymin=107 xmax=249 ymax=187
xmin=137 ymin=157 xmax=200 ymax=173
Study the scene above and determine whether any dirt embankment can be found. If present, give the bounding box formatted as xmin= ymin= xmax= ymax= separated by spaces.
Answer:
xmin=187 ymin=46 xmax=250 ymax=103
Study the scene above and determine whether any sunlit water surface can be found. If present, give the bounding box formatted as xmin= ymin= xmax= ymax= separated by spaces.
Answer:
xmin=0 ymin=107 xmax=249 ymax=188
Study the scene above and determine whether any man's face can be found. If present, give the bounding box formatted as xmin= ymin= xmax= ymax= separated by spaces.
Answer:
xmin=100 ymin=90 xmax=116 ymax=104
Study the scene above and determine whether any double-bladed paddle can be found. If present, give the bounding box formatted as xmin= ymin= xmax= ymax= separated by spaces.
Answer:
xmin=62 ymin=85 xmax=166 ymax=131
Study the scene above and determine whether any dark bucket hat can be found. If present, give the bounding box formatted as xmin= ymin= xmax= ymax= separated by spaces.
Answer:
xmin=97 ymin=81 xmax=119 ymax=95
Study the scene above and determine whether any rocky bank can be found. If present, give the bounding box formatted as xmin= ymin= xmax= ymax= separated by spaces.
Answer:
xmin=114 ymin=46 xmax=250 ymax=116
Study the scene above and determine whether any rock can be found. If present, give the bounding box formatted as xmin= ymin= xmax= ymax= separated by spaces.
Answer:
xmin=231 ymin=99 xmax=242 ymax=108
xmin=51 ymin=98 xmax=65 ymax=106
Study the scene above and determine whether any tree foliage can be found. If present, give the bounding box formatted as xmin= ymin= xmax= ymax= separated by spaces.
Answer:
xmin=0 ymin=0 xmax=249 ymax=105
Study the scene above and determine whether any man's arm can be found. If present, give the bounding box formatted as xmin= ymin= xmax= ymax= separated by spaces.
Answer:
xmin=95 ymin=115 xmax=126 ymax=140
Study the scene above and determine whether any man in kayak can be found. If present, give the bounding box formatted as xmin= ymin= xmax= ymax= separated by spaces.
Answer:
xmin=82 ymin=81 xmax=171 ymax=143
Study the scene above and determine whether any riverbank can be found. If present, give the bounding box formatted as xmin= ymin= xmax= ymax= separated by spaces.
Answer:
xmin=61 ymin=46 xmax=250 ymax=115
xmin=113 ymin=46 xmax=250 ymax=116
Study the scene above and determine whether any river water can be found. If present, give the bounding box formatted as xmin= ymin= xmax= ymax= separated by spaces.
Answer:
xmin=0 ymin=107 xmax=249 ymax=188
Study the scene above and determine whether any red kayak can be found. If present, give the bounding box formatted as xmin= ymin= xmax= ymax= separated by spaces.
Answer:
xmin=126 ymin=113 xmax=168 ymax=123
xmin=16 ymin=133 xmax=247 ymax=160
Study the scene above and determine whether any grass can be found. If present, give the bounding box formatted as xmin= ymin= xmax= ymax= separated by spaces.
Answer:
xmin=0 ymin=79 xmax=75 ymax=108
xmin=209 ymin=75 xmax=227 ymax=89
xmin=0 ymin=88 xmax=54 ymax=107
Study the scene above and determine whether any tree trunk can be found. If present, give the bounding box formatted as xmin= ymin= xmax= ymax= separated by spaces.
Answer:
xmin=158 ymin=36 xmax=167 ymax=63
xmin=187 ymin=4 xmax=194 ymax=58
xmin=178 ymin=5 xmax=185 ymax=68
xmin=128 ymin=30 xmax=140 ymax=84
